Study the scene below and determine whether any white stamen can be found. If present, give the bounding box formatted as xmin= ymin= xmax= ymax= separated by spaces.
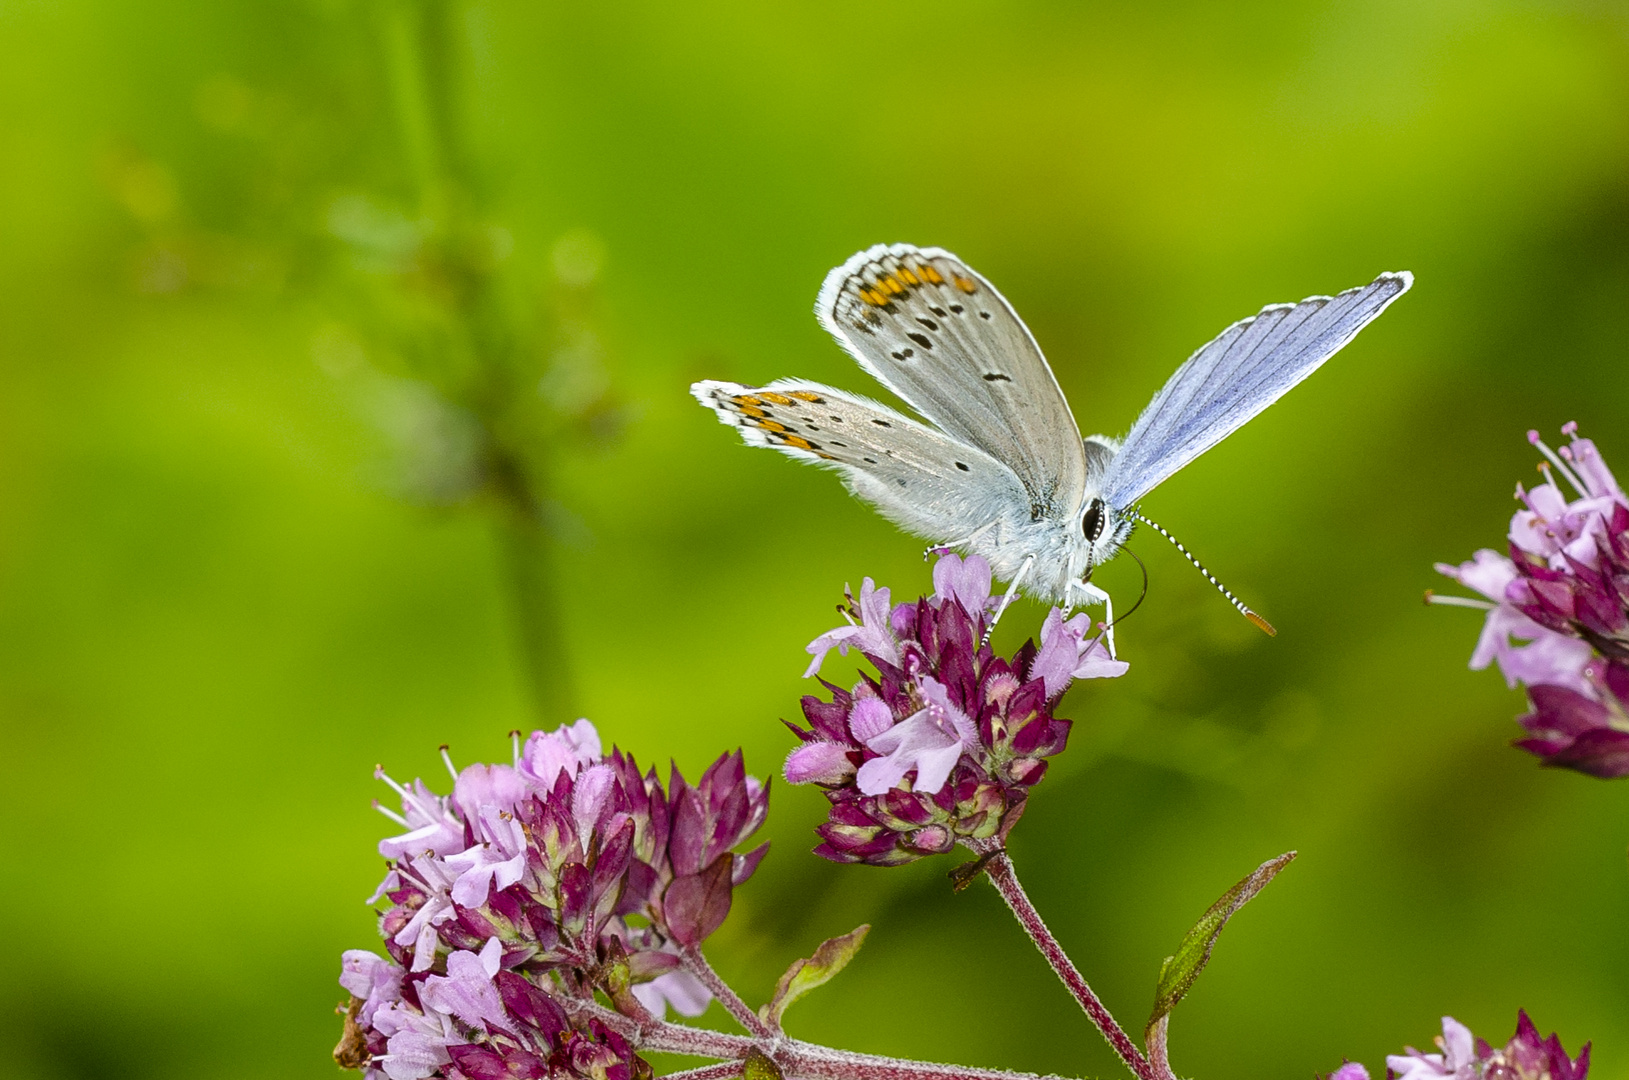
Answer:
xmin=439 ymin=745 xmax=458 ymax=782
xmin=374 ymin=766 xmax=442 ymax=820
xmin=1530 ymin=433 xmax=1588 ymax=499
xmin=374 ymin=766 xmax=410 ymax=799
xmin=372 ymin=798 xmax=410 ymax=827
xmin=511 ymin=729 xmax=521 ymax=768
xmin=1423 ymin=590 xmax=1496 ymax=610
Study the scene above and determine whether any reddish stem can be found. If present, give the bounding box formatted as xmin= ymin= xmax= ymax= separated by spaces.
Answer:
xmin=683 ymin=946 xmax=775 ymax=1038
xmin=975 ymin=846 xmax=1156 ymax=1080
xmin=661 ymin=1065 xmax=746 ymax=1080
xmin=780 ymin=1041 xmax=1067 ymax=1080
xmin=565 ymin=999 xmax=1075 ymax=1080
xmin=1146 ymin=1016 xmax=1176 ymax=1080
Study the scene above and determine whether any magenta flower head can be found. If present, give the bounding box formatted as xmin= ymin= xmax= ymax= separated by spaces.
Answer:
xmin=785 ymin=553 xmax=1127 ymax=866
xmin=336 ymin=721 xmax=770 ymax=1078
xmin=1336 ymin=1012 xmax=1589 ymax=1080
xmin=1434 ymin=424 xmax=1629 ymax=776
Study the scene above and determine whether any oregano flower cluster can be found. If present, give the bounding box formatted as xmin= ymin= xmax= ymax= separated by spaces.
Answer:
xmin=339 ymin=722 xmax=767 ymax=1079
xmin=1434 ymin=424 xmax=1629 ymax=775
xmin=785 ymin=553 xmax=1124 ymax=865
xmin=1327 ymin=1013 xmax=1589 ymax=1080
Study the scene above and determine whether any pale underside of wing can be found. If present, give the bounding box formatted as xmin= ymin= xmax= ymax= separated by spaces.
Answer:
xmin=1101 ymin=272 xmax=1413 ymax=509
xmin=691 ymin=379 xmax=1036 ymax=544
xmin=816 ymin=243 xmax=1089 ymax=524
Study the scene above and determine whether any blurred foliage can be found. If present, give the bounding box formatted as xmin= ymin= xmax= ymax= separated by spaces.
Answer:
xmin=2 ymin=2 xmax=1628 ymax=1080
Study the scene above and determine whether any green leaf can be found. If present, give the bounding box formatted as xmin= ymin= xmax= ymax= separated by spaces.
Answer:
xmin=758 ymin=925 xmax=870 ymax=1029
xmin=1146 ymin=852 xmax=1295 ymax=1040
xmin=743 ymin=1050 xmax=783 ymax=1080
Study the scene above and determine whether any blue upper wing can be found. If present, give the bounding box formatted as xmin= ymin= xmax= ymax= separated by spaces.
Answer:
xmin=1100 ymin=272 xmax=1412 ymax=510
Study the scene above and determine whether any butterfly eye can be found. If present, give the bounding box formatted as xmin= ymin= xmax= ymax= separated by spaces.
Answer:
xmin=1081 ymin=498 xmax=1106 ymax=542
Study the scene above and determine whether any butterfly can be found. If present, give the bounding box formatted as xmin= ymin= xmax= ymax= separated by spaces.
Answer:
xmin=692 ymin=243 xmax=1411 ymax=634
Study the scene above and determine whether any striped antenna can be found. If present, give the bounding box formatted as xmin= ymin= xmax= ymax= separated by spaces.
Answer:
xmin=1133 ymin=513 xmax=1277 ymax=637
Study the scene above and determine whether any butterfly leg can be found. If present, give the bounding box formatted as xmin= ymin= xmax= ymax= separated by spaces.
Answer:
xmin=1070 ymin=579 xmax=1116 ymax=659
xmin=981 ymin=555 xmax=1035 ymax=646
xmin=925 ymin=519 xmax=999 ymax=561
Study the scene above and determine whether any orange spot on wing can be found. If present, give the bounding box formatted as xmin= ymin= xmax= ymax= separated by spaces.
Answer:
xmin=738 ymin=405 xmax=765 ymax=418
xmin=757 ymin=420 xmax=787 ymax=433
xmin=879 ymin=275 xmax=906 ymax=295
xmin=953 ymin=275 xmax=978 ymax=294
xmin=782 ymin=435 xmax=814 ymax=451
xmin=733 ymin=395 xmax=762 ymax=406
xmin=788 ymin=391 xmax=823 ymax=402
xmin=760 ymin=392 xmax=793 ymax=405
xmin=897 ymin=267 xmax=920 ymax=285
xmin=918 ymin=264 xmax=945 ymax=284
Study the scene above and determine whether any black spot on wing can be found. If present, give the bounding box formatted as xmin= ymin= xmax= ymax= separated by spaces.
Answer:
xmin=905 ymin=332 xmax=933 ymax=350
xmin=955 ymin=462 xmax=970 ymax=472
xmin=871 ymin=419 xmax=892 ymax=428
xmin=982 ymin=373 xmax=1011 ymax=382
xmin=915 ymin=317 xmax=938 ymax=331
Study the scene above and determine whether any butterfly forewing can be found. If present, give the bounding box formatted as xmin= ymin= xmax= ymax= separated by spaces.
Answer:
xmin=691 ymin=379 xmax=1033 ymax=543
xmin=1101 ymin=272 xmax=1412 ymax=509
xmin=816 ymin=244 xmax=1089 ymax=524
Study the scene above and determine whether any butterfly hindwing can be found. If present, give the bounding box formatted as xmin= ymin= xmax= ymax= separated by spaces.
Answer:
xmin=815 ymin=244 xmax=1089 ymax=524
xmin=1101 ymin=272 xmax=1413 ymax=509
xmin=691 ymin=378 xmax=1033 ymax=543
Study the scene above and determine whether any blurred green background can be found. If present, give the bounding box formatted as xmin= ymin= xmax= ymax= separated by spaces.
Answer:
xmin=3 ymin=2 xmax=1628 ymax=1079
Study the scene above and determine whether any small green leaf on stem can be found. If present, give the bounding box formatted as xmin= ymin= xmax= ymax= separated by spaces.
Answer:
xmin=1145 ymin=851 xmax=1296 ymax=1042
xmin=948 ymin=851 xmax=999 ymax=892
xmin=743 ymin=1049 xmax=784 ymax=1080
xmin=759 ymin=925 xmax=870 ymax=1029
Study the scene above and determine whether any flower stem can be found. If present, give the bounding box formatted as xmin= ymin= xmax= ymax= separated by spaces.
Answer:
xmin=974 ymin=845 xmax=1155 ymax=1080
xmin=1145 ymin=1016 xmax=1176 ymax=1080
xmin=778 ymin=1040 xmax=1067 ymax=1080
xmin=377 ymin=0 xmax=578 ymax=726
xmin=567 ymin=999 xmax=1078 ymax=1080
xmin=683 ymin=946 xmax=775 ymax=1038
xmin=661 ymin=1065 xmax=746 ymax=1080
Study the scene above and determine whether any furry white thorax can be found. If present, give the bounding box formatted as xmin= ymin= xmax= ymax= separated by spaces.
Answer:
xmin=952 ymin=433 xmax=1132 ymax=607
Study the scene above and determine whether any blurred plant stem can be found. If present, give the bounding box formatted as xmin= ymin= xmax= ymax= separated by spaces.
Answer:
xmin=966 ymin=840 xmax=1158 ymax=1080
xmin=379 ymin=0 xmax=575 ymax=723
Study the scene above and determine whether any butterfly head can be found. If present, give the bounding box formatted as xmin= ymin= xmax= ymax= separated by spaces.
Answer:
xmin=1079 ymin=496 xmax=1134 ymax=573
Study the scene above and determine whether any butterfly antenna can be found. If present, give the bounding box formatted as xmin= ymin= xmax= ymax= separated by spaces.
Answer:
xmin=1133 ymin=512 xmax=1277 ymax=636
